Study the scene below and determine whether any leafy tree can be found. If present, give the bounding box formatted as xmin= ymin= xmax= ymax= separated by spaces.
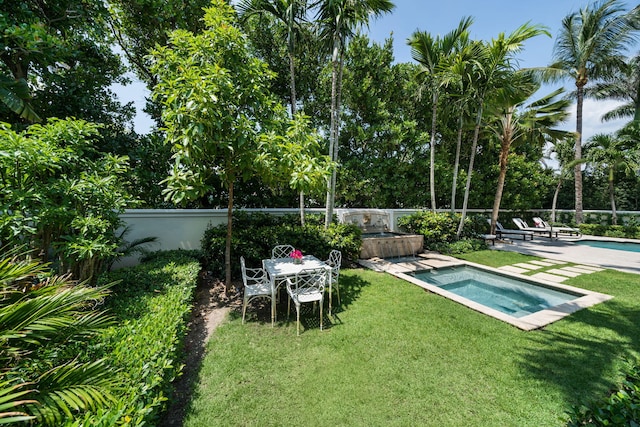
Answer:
xmin=313 ymin=0 xmax=395 ymax=227
xmin=237 ymin=0 xmax=313 ymax=224
xmin=548 ymin=0 xmax=639 ymax=223
xmin=408 ymin=16 xmax=473 ymax=211
xmin=584 ymin=126 xmax=640 ymax=224
xmin=150 ymin=0 xmax=331 ymax=288
xmin=0 ymin=119 xmax=134 ymax=282
xmin=0 ymin=0 xmax=127 ymax=127
xmin=337 ymin=35 xmax=428 ymax=208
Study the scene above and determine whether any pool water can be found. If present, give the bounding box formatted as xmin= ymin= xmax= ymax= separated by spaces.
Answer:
xmin=411 ymin=265 xmax=579 ymax=318
xmin=575 ymin=239 xmax=640 ymax=253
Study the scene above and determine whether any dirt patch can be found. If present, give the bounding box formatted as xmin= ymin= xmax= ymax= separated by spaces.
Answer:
xmin=158 ymin=270 xmax=243 ymax=427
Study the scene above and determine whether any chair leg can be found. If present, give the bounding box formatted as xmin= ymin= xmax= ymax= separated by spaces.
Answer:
xmin=296 ymin=305 xmax=300 ymax=336
xmin=242 ymin=297 xmax=248 ymax=324
xmin=320 ymin=299 xmax=323 ymax=331
xmin=336 ymin=282 xmax=340 ymax=306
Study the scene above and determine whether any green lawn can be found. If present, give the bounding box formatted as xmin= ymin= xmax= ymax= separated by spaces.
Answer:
xmin=182 ymin=251 xmax=640 ymax=426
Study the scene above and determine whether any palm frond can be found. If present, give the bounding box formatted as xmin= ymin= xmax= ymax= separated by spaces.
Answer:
xmin=25 ymin=359 xmax=117 ymax=426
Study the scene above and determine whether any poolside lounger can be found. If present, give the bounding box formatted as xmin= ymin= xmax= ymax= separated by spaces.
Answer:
xmin=512 ymin=218 xmax=558 ymax=239
xmin=488 ymin=219 xmax=534 ymax=241
xmin=532 ymin=217 xmax=582 ymax=237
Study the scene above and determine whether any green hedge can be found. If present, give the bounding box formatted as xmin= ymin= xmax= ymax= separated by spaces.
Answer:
xmin=579 ymin=224 xmax=640 ymax=239
xmin=72 ymin=250 xmax=201 ymax=426
xmin=201 ymin=212 xmax=361 ymax=278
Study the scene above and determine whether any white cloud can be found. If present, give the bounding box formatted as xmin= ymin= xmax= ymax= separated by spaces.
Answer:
xmin=560 ymin=99 xmax=629 ymax=141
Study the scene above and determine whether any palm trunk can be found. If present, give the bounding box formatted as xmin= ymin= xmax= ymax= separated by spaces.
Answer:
xmin=490 ymin=116 xmax=512 ymax=235
xmin=429 ymin=92 xmax=438 ymax=211
xmin=551 ymin=177 xmax=563 ymax=223
xmin=574 ymin=84 xmax=585 ymax=224
xmin=451 ymin=112 xmax=464 ymax=213
xmin=225 ymin=178 xmax=234 ymax=293
xmin=609 ymin=168 xmax=617 ymax=225
xmin=457 ymin=101 xmax=484 ymax=238
xmin=288 ymin=50 xmax=306 ymax=226
xmin=325 ymin=41 xmax=340 ymax=228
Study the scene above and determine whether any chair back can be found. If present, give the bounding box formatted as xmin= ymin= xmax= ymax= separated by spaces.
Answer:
xmin=512 ymin=218 xmax=527 ymax=230
xmin=272 ymin=244 xmax=295 ymax=259
xmin=240 ymin=256 xmax=266 ymax=288
xmin=327 ymin=249 xmax=341 ymax=282
xmin=289 ymin=268 xmax=327 ymax=295
xmin=328 ymin=249 xmax=341 ymax=268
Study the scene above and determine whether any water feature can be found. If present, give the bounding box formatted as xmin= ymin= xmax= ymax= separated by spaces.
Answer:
xmin=342 ymin=211 xmax=424 ymax=259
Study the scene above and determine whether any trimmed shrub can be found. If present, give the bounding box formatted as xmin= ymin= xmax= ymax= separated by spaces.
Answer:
xmin=73 ymin=250 xmax=201 ymax=426
xmin=397 ymin=211 xmax=487 ymax=253
xmin=201 ymin=212 xmax=361 ymax=278
xmin=579 ymin=224 xmax=640 ymax=239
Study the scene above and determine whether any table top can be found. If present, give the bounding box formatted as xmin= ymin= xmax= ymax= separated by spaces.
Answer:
xmin=263 ymin=255 xmax=329 ymax=278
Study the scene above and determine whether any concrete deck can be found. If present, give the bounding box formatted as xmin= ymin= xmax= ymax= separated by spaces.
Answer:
xmin=491 ymin=235 xmax=640 ymax=275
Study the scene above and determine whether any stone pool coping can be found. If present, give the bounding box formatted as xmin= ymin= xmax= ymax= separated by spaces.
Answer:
xmin=360 ymin=253 xmax=613 ymax=331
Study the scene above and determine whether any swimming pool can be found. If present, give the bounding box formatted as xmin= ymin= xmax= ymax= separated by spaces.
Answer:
xmin=413 ymin=265 xmax=579 ymax=318
xmin=575 ymin=239 xmax=640 ymax=253
xmin=392 ymin=263 xmax=612 ymax=330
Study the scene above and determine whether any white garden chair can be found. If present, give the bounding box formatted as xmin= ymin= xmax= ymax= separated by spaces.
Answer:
xmin=286 ymin=268 xmax=327 ymax=336
xmin=271 ymin=244 xmax=295 ymax=259
xmin=240 ymin=256 xmax=274 ymax=325
xmin=325 ymin=249 xmax=342 ymax=313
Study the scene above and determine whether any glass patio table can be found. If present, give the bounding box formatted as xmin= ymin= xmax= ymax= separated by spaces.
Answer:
xmin=262 ymin=255 xmax=334 ymax=323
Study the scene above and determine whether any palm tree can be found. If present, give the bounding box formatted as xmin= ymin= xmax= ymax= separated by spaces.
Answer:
xmin=456 ymin=23 xmax=549 ymax=238
xmin=237 ymin=0 xmax=311 ymax=224
xmin=584 ymin=128 xmax=639 ymax=225
xmin=587 ymin=53 xmax=640 ymax=123
xmin=486 ymin=77 xmax=571 ymax=234
xmin=407 ymin=16 xmax=473 ymax=211
xmin=548 ymin=0 xmax=638 ymax=224
xmin=313 ymin=0 xmax=395 ymax=227
xmin=544 ymin=136 xmax=577 ymax=223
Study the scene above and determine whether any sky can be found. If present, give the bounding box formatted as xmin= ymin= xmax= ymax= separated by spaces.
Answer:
xmin=115 ymin=0 xmax=632 ymax=138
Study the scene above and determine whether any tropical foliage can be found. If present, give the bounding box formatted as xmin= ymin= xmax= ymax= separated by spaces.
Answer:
xmin=0 ymin=250 xmax=116 ymax=425
xmin=0 ymin=119 xmax=135 ymax=282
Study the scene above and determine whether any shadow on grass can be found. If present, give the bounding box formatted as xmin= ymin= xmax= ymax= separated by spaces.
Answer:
xmin=518 ymin=298 xmax=640 ymax=407
xmin=228 ymin=270 xmax=371 ymax=331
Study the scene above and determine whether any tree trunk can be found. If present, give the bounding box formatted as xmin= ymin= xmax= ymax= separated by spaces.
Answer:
xmin=429 ymin=92 xmax=438 ymax=211
xmin=609 ymin=168 xmax=617 ymax=225
xmin=451 ymin=113 xmax=464 ymax=213
xmin=325 ymin=41 xmax=340 ymax=228
xmin=288 ymin=50 xmax=305 ymax=226
xmin=490 ymin=117 xmax=512 ymax=235
xmin=225 ymin=179 xmax=234 ymax=293
xmin=457 ymin=102 xmax=483 ymax=238
xmin=574 ymin=83 xmax=585 ymax=224
xmin=551 ymin=176 xmax=563 ymax=223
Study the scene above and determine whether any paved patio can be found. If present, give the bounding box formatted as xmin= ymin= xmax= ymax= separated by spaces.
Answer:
xmin=491 ymin=235 xmax=640 ymax=275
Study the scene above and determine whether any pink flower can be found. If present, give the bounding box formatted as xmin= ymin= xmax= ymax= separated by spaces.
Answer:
xmin=290 ymin=249 xmax=303 ymax=259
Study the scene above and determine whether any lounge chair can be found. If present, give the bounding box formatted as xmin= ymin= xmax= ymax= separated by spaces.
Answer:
xmin=488 ymin=219 xmax=534 ymax=241
xmin=532 ymin=217 xmax=582 ymax=237
xmin=512 ymin=218 xmax=558 ymax=239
